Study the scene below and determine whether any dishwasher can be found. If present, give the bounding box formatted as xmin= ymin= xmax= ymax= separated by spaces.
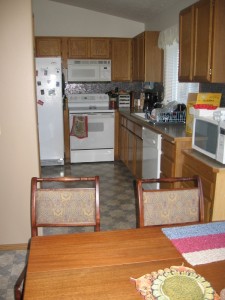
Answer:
xmin=142 ymin=127 xmax=161 ymax=189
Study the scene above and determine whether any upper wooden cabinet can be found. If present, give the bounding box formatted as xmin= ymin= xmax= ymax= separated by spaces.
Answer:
xmin=35 ymin=37 xmax=62 ymax=57
xmin=179 ymin=0 xmax=225 ymax=83
xmin=90 ymin=38 xmax=110 ymax=58
xmin=67 ymin=38 xmax=89 ymax=58
xmin=67 ymin=37 xmax=110 ymax=59
xmin=111 ymin=38 xmax=132 ymax=81
xmin=132 ymin=33 xmax=144 ymax=81
xmin=132 ymin=31 xmax=163 ymax=82
xmin=35 ymin=37 xmax=68 ymax=68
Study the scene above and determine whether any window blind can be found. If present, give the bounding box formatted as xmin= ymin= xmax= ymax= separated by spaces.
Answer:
xmin=163 ymin=41 xmax=199 ymax=104
xmin=158 ymin=25 xmax=199 ymax=104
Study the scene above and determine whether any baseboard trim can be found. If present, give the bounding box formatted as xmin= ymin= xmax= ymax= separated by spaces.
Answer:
xmin=0 ymin=243 xmax=28 ymax=250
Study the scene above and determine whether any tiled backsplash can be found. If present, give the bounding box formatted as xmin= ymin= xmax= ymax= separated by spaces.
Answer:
xmin=65 ymin=81 xmax=225 ymax=106
xmin=65 ymin=81 xmax=164 ymax=100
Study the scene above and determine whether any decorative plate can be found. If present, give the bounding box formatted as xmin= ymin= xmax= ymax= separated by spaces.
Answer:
xmin=131 ymin=265 xmax=220 ymax=300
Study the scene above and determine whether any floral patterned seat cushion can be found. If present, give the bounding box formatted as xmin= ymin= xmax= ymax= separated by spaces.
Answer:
xmin=143 ymin=188 xmax=199 ymax=226
xmin=36 ymin=189 xmax=96 ymax=224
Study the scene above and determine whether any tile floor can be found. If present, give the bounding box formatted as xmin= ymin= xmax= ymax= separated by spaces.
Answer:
xmin=0 ymin=161 xmax=137 ymax=299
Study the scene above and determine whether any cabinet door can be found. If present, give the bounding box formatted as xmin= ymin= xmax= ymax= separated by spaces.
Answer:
xmin=114 ymin=111 xmax=120 ymax=160
xmin=135 ymin=136 xmax=143 ymax=179
xmin=137 ymin=33 xmax=145 ymax=81
xmin=179 ymin=6 xmax=194 ymax=81
xmin=132 ymin=37 xmax=139 ymax=81
xmin=127 ymin=130 xmax=134 ymax=173
xmin=68 ymin=38 xmax=90 ymax=58
xmin=120 ymin=125 xmax=129 ymax=166
xmin=160 ymin=139 xmax=175 ymax=177
xmin=144 ymin=32 xmax=163 ymax=82
xmin=35 ymin=37 xmax=62 ymax=57
xmin=132 ymin=33 xmax=145 ymax=81
xmin=132 ymin=32 xmax=162 ymax=82
xmin=111 ymin=38 xmax=132 ymax=81
xmin=192 ymin=0 xmax=213 ymax=82
xmin=182 ymin=160 xmax=213 ymax=222
xmin=90 ymin=38 xmax=110 ymax=58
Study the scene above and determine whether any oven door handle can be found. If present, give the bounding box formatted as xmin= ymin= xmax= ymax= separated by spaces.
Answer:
xmin=70 ymin=113 xmax=114 ymax=117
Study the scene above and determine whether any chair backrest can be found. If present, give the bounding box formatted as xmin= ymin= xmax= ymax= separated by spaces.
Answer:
xmin=136 ymin=176 xmax=204 ymax=227
xmin=31 ymin=176 xmax=100 ymax=236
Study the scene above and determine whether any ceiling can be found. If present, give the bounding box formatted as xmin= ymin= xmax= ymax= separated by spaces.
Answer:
xmin=49 ymin=0 xmax=182 ymax=23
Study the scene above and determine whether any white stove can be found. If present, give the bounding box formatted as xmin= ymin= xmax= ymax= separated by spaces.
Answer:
xmin=68 ymin=93 xmax=112 ymax=113
xmin=68 ymin=93 xmax=115 ymax=163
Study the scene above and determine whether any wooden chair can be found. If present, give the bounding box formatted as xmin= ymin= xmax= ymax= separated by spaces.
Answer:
xmin=136 ymin=176 xmax=204 ymax=228
xmin=14 ymin=176 xmax=100 ymax=300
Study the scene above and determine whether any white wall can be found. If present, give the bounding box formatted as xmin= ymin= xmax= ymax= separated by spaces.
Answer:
xmin=0 ymin=0 xmax=40 ymax=245
xmin=32 ymin=0 xmax=145 ymax=37
xmin=32 ymin=0 xmax=199 ymax=36
xmin=146 ymin=0 xmax=198 ymax=30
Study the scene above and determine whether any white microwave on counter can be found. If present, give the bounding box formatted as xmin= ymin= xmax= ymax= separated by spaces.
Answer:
xmin=192 ymin=116 xmax=225 ymax=164
xmin=67 ymin=59 xmax=111 ymax=82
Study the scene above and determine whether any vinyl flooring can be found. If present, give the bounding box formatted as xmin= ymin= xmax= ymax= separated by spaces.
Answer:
xmin=0 ymin=161 xmax=137 ymax=299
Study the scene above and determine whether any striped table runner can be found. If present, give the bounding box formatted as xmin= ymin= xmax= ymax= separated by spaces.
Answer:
xmin=162 ymin=222 xmax=225 ymax=265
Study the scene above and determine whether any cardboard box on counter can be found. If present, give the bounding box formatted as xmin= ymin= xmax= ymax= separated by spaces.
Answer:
xmin=186 ymin=93 xmax=222 ymax=134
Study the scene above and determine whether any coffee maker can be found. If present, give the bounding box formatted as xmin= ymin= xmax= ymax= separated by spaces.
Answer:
xmin=143 ymin=91 xmax=160 ymax=112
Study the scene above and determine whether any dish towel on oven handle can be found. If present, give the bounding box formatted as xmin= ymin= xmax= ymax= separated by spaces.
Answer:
xmin=70 ymin=115 xmax=88 ymax=139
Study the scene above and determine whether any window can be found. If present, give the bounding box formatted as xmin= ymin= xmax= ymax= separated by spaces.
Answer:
xmin=158 ymin=24 xmax=199 ymax=104
xmin=163 ymin=41 xmax=199 ymax=104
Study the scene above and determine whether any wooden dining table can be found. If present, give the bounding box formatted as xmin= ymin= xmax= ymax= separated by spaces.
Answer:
xmin=23 ymin=226 xmax=225 ymax=299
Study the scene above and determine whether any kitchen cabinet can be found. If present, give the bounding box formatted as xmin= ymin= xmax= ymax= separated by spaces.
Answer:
xmin=182 ymin=149 xmax=225 ymax=222
xmin=160 ymin=137 xmax=192 ymax=189
xmin=119 ymin=113 xmax=192 ymax=180
xmin=179 ymin=0 xmax=225 ymax=83
xmin=119 ymin=115 xmax=143 ymax=178
xmin=111 ymin=38 xmax=132 ymax=81
xmin=67 ymin=37 xmax=110 ymax=59
xmin=67 ymin=38 xmax=90 ymax=58
xmin=132 ymin=33 xmax=144 ymax=81
xmin=132 ymin=31 xmax=163 ymax=82
xmin=35 ymin=37 xmax=62 ymax=57
xmin=35 ymin=37 xmax=67 ymax=68
xmin=161 ymin=138 xmax=192 ymax=178
xmin=90 ymin=38 xmax=110 ymax=58
xmin=114 ymin=110 xmax=120 ymax=160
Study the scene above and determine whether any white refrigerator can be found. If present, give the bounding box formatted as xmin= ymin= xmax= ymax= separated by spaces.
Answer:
xmin=35 ymin=57 xmax=64 ymax=166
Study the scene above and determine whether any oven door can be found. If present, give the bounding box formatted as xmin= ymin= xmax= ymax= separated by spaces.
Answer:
xmin=69 ymin=112 xmax=115 ymax=163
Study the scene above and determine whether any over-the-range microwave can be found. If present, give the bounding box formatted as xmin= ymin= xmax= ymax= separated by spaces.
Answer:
xmin=192 ymin=116 xmax=225 ymax=164
xmin=67 ymin=59 xmax=111 ymax=82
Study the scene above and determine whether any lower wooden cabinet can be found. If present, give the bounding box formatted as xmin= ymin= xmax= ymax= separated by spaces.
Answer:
xmin=182 ymin=149 xmax=225 ymax=222
xmin=119 ymin=115 xmax=143 ymax=178
xmin=160 ymin=137 xmax=192 ymax=189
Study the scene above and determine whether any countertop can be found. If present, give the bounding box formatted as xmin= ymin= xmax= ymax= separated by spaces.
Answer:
xmin=119 ymin=109 xmax=192 ymax=142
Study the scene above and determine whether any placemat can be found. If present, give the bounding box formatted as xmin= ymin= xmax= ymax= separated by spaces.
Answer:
xmin=131 ymin=265 xmax=220 ymax=300
xmin=162 ymin=222 xmax=225 ymax=265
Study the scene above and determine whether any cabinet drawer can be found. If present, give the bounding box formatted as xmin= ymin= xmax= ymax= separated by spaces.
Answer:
xmin=161 ymin=139 xmax=175 ymax=160
xmin=161 ymin=155 xmax=175 ymax=177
